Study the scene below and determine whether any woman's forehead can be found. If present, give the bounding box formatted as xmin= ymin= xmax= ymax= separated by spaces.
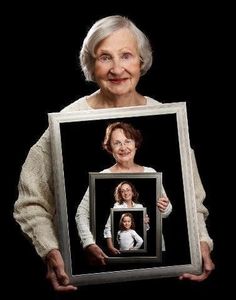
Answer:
xmin=121 ymin=183 xmax=132 ymax=189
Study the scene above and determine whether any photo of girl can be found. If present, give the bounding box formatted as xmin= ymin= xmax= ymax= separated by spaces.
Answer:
xmin=117 ymin=212 xmax=143 ymax=251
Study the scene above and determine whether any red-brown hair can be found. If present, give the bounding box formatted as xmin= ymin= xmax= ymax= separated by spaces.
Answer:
xmin=102 ymin=122 xmax=143 ymax=153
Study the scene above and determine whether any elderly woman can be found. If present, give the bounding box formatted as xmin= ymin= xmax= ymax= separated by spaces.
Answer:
xmin=14 ymin=15 xmax=214 ymax=292
xmin=75 ymin=122 xmax=172 ymax=255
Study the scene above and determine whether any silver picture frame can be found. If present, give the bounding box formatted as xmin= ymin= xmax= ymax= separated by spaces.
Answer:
xmin=48 ymin=102 xmax=202 ymax=286
xmin=89 ymin=172 xmax=162 ymax=263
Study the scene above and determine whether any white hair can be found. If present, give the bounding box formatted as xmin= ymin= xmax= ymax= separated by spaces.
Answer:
xmin=80 ymin=15 xmax=153 ymax=81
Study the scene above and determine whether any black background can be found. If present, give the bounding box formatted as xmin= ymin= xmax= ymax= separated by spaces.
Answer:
xmin=5 ymin=2 xmax=231 ymax=299
xmin=60 ymin=114 xmax=189 ymax=274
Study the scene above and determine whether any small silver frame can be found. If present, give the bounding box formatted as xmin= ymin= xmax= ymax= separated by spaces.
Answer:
xmin=89 ymin=172 xmax=162 ymax=264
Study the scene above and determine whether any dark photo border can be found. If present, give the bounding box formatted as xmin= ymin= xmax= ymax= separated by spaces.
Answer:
xmin=89 ymin=173 xmax=162 ymax=263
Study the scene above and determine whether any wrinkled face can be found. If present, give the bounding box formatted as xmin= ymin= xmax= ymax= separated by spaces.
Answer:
xmin=122 ymin=216 xmax=132 ymax=230
xmin=120 ymin=183 xmax=134 ymax=202
xmin=110 ymin=128 xmax=136 ymax=164
xmin=94 ymin=28 xmax=141 ymax=97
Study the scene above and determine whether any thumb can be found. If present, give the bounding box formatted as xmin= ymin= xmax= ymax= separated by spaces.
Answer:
xmin=55 ymin=266 xmax=70 ymax=285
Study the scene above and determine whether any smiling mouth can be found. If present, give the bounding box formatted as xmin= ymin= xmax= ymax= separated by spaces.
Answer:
xmin=118 ymin=151 xmax=131 ymax=156
xmin=109 ymin=78 xmax=127 ymax=84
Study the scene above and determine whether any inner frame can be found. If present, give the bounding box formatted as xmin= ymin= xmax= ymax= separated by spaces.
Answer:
xmin=89 ymin=173 xmax=162 ymax=264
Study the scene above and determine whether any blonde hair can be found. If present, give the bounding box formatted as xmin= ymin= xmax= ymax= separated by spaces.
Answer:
xmin=114 ymin=181 xmax=139 ymax=205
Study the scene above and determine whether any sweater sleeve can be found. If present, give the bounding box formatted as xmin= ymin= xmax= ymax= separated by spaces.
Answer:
xmin=13 ymin=97 xmax=90 ymax=258
xmin=132 ymin=230 xmax=143 ymax=250
xmin=160 ymin=185 xmax=173 ymax=218
xmin=145 ymin=167 xmax=173 ymax=218
xmin=103 ymin=215 xmax=112 ymax=239
xmin=75 ymin=188 xmax=95 ymax=248
xmin=13 ymin=129 xmax=59 ymax=258
xmin=191 ymin=149 xmax=214 ymax=251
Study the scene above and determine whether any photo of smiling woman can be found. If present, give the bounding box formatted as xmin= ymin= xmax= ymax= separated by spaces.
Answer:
xmin=103 ymin=179 xmax=171 ymax=256
xmin=75 ymin=121 xmax=172 ymax=263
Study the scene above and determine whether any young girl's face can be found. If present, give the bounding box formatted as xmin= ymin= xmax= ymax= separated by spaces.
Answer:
xmin=120 ymin=183 xmax=134 ymax=202
xmin=122 ymin=216 xmax=132 ymax=230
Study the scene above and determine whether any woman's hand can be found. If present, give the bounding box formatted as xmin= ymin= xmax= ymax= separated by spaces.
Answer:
xmin=108 ymin=245 xmax=121 ymax=255
xmin=106 ymin=237 xmax=120 ymax=255
xmin=85 ymin=244 xmax=108 ymax=265
xmin=157 ymin=197 xmax=169 ymax=213
xmin=144 ymin=214 xmax=150 ymax=224
xmin=46 ymin=249 xmax=77 ymax=292
xmin=179 ymin=241 xmax=215 ymax=281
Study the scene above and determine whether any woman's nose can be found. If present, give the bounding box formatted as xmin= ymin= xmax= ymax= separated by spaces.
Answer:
xmin=110 ymin=58 xmax=124 ymax=74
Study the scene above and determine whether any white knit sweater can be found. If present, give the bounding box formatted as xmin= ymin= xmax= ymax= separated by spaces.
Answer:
xmin=14 ymin=94 xmax=213 ymax=258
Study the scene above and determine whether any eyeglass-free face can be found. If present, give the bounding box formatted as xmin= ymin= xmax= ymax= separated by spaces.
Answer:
xmin=94 ymin=28 xmax=142 ymax=98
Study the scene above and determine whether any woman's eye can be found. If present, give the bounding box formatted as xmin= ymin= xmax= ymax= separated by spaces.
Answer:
xmin=113 ymin=141 xmax=121 ymax=147
xmin=125 ymin=140 xmax=131 ymax=144
xmin=98 ymin=55 xmax=111 ymax=62
xmin=121 ymin=53 xmax=132 ymax=60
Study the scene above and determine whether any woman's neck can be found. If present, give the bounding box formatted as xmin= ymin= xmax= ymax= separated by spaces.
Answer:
xmin=87 ymin=89 xmax=146 ymax=109
xmin=125 ymin=200 xmax=133 ymax=208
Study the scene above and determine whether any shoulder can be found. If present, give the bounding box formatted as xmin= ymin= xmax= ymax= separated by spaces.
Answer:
xmin=143 ymin=166 xmax=157 ymax=173
xmin=145 ymin=97 xmax=163 ymax=106
xmin=60 ymin=96 xmax=92 ymax=112
xmin=133 ymin=203 xmax=143 ymax=208
xmin=100 ymin=168 xmax=111 ymax=173
xmin=30 ymin=96 xmax=91 ymax=151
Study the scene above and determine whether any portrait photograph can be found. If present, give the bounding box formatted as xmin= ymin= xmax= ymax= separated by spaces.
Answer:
xmin=49 ymin=103 xmax=202 ymax=286
xmin=10 ymin=8 xmax=227 ymax=297
xmin=89 ymin=173 xmax=162 ymax=263
xmin=111 ymin=208 xmax=147 ymax=255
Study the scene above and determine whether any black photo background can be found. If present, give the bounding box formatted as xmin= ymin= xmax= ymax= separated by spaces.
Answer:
xmin=60 ymin=112 xmax=189 ymax=275
xmin=6 ymin=2 xmax=230 ymax=299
